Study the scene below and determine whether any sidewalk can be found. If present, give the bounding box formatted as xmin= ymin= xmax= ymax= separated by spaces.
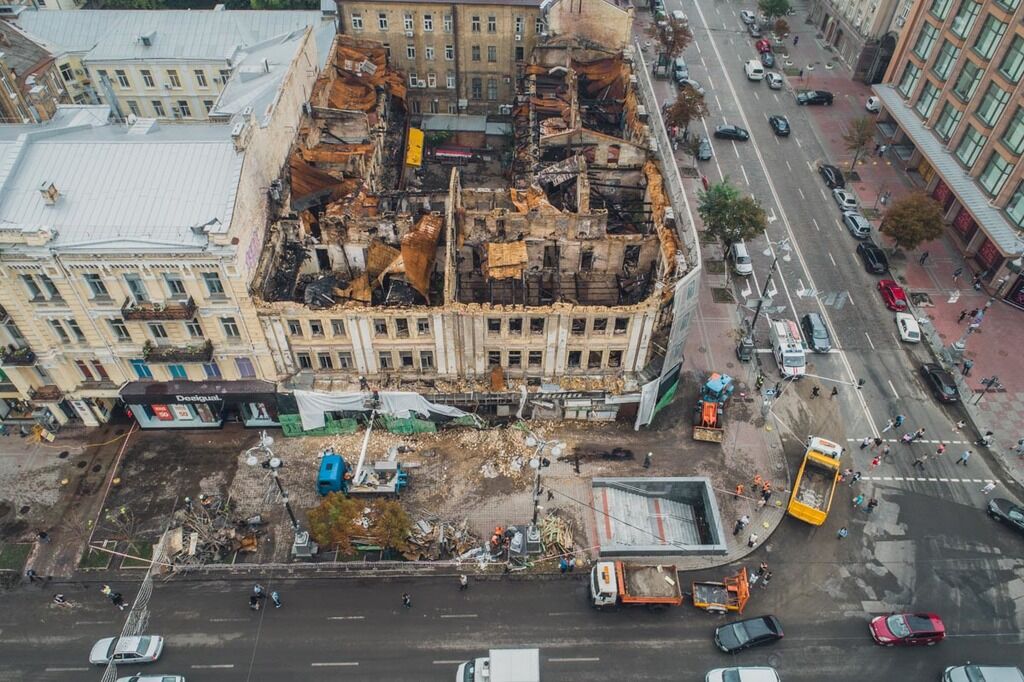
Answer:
xmin=788 ymin=25 xmax=1024 ymax=490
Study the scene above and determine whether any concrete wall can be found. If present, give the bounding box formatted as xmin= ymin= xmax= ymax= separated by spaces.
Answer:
xmin=545 ymin=0 xmax=634 ymax=52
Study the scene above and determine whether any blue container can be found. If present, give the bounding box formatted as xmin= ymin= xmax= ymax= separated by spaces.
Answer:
xmin=317 ymin=453 xmax=344 ymax=496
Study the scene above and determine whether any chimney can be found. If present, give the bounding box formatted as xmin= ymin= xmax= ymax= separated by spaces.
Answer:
xmin=39 ymin=181 xmax=60 ymax=206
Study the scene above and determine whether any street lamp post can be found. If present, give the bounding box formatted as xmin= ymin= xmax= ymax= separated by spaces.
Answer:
xmin=523 ymin=432 xmax=564 ymax=554
xmin=245 ymin=431 xmax=318 ymax=558
xmin=744 ymin=239 xmax=792 ymax=345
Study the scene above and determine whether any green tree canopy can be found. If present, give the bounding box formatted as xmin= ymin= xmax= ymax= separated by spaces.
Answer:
xmin=758 ymin=0 xmax=792 ymax=20
xmin=647 ymin=16 xmax=693 ymax=60
xmin=665 ymin=88 xmax=709 ymax=134
xmin=843 ymin=116 xmax=876 ymax=172
xmin=367 ymin=499 xmax=413 ymax=555
xmin=698 ymin=180 xmax=768 ymax=244
xmin=880 ymin=192 xmax=945 ymax=252
xmin=307 ymin=492 xmax=362 ymax=556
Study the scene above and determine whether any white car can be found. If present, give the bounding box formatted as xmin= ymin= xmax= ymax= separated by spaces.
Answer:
xmin=740 ymin=9 xmax=756 ymax=23
xmin=706 ymin=667 xmax=781 ymax=682
xmin=866 ymin=96 xmax=881 ymax=113
xmin=90 ymin=636 xmax=164 ymax=665
xmin=117 ymin=676 xmax=185 ymax=682
xmin=895 ymin=313 xmax=921 ymax=343
xmin=765 ymin=72 xmax=784 ymax=89
xmin=744 ymin=59 xmax=765 ymax=81
xmin=832 ymin=188 xmax=859 ymax=211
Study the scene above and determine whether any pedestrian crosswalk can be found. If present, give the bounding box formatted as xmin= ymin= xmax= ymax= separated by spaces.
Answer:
xmin=862 ymin=475 xmax=994 ymax=484
xmin=845 ymin=438 xmax=971 ymax=445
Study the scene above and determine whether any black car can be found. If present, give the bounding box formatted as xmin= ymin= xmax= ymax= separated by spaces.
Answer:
xmin=768 ymin=115 xmax=790 ymax=136
xmin=760 ymin=51 xmax=775 ymax=68
xmin=797 ymin=90 xmax=834 ymax=105
xmin=987 ymin=498 xmax=1024 ymax=535
xmin=920 ymin=363 xmax=959 ymax=403
xmin=856 ymin=240 xmax=889 ymax=274
xmin=714 ymin=615 xmax=784 ymax=653
xmin=714 ymin=125 xmax=749 ymax=141
xmin=801 ymin=312 xmax=831 ymax=353
xmin=696 ymin=136 xmax=713 ymax=160
xmin=818 ymin=163 xmax=846 ymax=189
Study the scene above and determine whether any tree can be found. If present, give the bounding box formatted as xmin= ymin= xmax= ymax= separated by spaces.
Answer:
xmin=843 ymin=116 xmax=875 ymax=172
xmin=697 ymin=180 xmax=768 ymax=244
xmin=880 ymin=192 xmax=945 ymax=252
xmin=773 ymin=18 xmax=790 ymax=37
xmin=95 ymin=0 xmax=164 ymax=7
xmin=367 ymin=499 xmax=413 ymax=555
xmin=758 ymin=0 xmax=791 ymax=20
xmin=647 ymin=16 xmax=693 ymax=63
xmin=681 ymin=136 xmax=703 ymax=168
xmin=307 ymin=492 xmax=362 ymax=556
xmin=665 ymin=88 xmax=709 ymax=137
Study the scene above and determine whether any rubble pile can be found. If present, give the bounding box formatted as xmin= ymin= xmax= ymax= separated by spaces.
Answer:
xmin=540 ymin=514 xmax=575 ymax=558
xmin=403 ymin=516 xmax=480 ymax=561
xmin=166 ymin=494 xmax=263 ymax=566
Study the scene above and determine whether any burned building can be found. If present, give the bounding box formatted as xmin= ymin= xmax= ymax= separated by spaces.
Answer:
xmin=253 ymin=33 xmax=698 ymax=424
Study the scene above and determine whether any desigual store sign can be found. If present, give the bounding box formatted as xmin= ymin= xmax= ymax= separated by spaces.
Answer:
xmin=120 ymin=380 xmax=278 ymax=429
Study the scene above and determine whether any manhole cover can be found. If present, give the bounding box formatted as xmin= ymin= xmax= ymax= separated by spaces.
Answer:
xmin=19 ymin=505 xmax=30 ymax=515
xmin=76 ymin=460 xmax=88 ymax=469
xmin=92 ymin=464 xmax=102 ymax=473
xmin=58 ymin=451 xmax=69 ymax=459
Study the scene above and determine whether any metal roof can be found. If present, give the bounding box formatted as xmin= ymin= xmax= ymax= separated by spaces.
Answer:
xmin=0 ymin=108 xmax=243 ymax=253
xmin=874 ymin=84 xmax=1022 ymax=254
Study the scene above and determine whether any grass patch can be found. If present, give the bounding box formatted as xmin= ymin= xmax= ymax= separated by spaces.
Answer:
xmin=120 ymin=542 xmax=154 ymax=569
xmin=783 ymin=67 xmax=802 ymax=77
xmin=679 ymin=166 xmax=700 ymax=178
xmin=711 ymin=287 xmax=736 ymax=303
xmin=861 ymin=208 xmax=881 ymax=220
xmin=79 ymin=540 xmax=115 ymax=570
xmin=0 ymin=543 xmax=32 ymax=572
xmin=704 ymin=260 xmax=726 ymax=274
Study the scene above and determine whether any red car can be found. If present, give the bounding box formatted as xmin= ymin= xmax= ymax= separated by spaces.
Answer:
xmin=756 ymin=38 xmax=772 ymax=53
xmin=870 ymin=613 xmax=945 ymax=646
xmin=877 ymin=279 xmax=908 ymax=311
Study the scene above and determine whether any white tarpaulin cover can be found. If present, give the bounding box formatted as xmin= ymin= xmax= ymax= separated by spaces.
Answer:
xmin=294 ymin=389 xmax=470 ymax=431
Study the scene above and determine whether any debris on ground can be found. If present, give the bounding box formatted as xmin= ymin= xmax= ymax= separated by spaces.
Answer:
xmin=540 ymin=514 xmax=575 ymax=558
xmin=403 ymin=514 xmax=480 ymax=561
xmin=166 ymin=493 xmax=265 ymax=566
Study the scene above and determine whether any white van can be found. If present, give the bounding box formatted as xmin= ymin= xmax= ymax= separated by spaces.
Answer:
xmin=728 ymin=241 xmax=753 ymax=276
xmin=671 ymin=9 xmax=689 ymax=24
xmin=894 ymin=313 xmax=920 ymax=343
xmin=744 ymin=60 xmax=765 ymax=81
xmin=943 ymin=665 xmax=1024 ymax=682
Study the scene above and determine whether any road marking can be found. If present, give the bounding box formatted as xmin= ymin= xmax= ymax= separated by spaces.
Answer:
xmin=795 ymin=136 xmax=802 ymax=148
xmin=45 ymin=668 xmax=89 ymax=672
xmin=434 ymin=660 xmax=467 ymax=665
xmin=864 ymin=331 xmax=874 ymax=349
xmin=811 ymin=217 xmax=821 ymax=231
xmin=774 ymin=92 xmax=780 ymax=103
xmin=707 ymin=75 xmax=715 ymax=89
xmin=887 ymin=380 xmax=900 ymax=399
xmin=807 ymin=160 xmax=815 ymax=172
xmin=753 ymin=90 xmax=760 ymax=101
xmin=715 ymin=94 xmax=722 ymax=109
xmin=785 ymin=159 xmax=792 ymax=171
xmin=846 ymin=438 xmax=970 ymax=445
xmin=440 ymin=613 xmax=479 ymax=619
xmin=741 ymin=165 xmax=750 ymax=185
xmin=797 ymin=187 xmax=805 ymax=199
xmin=862 ymin=476 xmax=995 ymax=484
xmin=732 ymin=140 xmax=740 ymax=157
xmin=891 ymin=332 xmax=900 ymax=345
xmin=848 ymin=291 xmax=855 ymax=306
xmin=820 ymin=187 xmax=829 ymax=201
xmin=73 ymin=620 xmax=113 ymax=625
xmin=828 ymin=252 xmax=836 ymax=267
xmin=549 ymin=657 xmax=601 ymax=663
xmin=327 ymin=615 xmax=366 ymax=620
xmin=548 ymin=611 xmax=578 ymax=616
xmin=311 ymin=662 xmax=359 ymax=667
xmin=192 ymin=664 xmax=236 ymax=669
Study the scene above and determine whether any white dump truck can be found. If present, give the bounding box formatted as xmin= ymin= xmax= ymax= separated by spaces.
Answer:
xmin=456 ymin=648 xmax=540 ymax=682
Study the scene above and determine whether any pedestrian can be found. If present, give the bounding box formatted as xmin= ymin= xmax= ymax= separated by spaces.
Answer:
xmin=749 ymin=570 xmax=760 ymax=587
xmin=758 ymin=561 xmax=769 ymax=575
xmin=849 ymin=471 xmax=862 ymax=486
xmin=249 ymin=595 xmax=261 ymax=611
xmin=866 ymin=498 xmax=879 ymax=513
xmin=253 ymin=584 xmax=265 ymax=599
xmin=642 ymin=452 xmax=652 ymax=469
xmin=811 ymin=385 xmax=820 ymax=398
xmin=559 ymin=557 xmax=569 ymax=573
xmin=837 ymin=527 xmax=848 ymax=539
xmin=873 ymin=142 xmax=881 ymax=154
xmin=53 ymin=593 xmax=69 ymax=606
xmin=573 ymin=454 xmax=580 ymax=475
xmin=761 ymin=571 xmax=773 ymax=589
xmin=36 ymin=530 xmax=50 ymax=544
xmin=830 ymin=386 xmax=839 ymax=398
xmin=935 ymin=443 xmax=946 ymax=456
xmin=962 ymin=359 xmax=974 ymax=376
xmin=881 ymin=444 xmax=891 ymax=458
xmin=881 ymin=418 xmax=895 ymax=432
xmin=878 ymin=144 xmax=888 ymax=156
xmin=402 ymin=593 xmax=412 ymax=608
xmin=912 ymin=454 xmax=928 ymax=469
xmin=919 ymin=251 xmax=930 ymax=265
xmin=26 ymin=568 xmax=39 ymax=583
xmin=860 ymin=436 xmax=871 ymax=450
xmin=954 ymin=420 xmax=965 ymax=432
xmin=853 ymin=494 xmax=865 ymax=508
xmin=568 ymin=557 xmax=576 ymax=572
xmin=1013 ymin=438 xmax=1024 ymax=456
xmin=894 ymin=414 xmax=905 ymax=428
xmin=872 ymin=437 xmax=883 ymax=450
xmin=793 ymin=34 xmax=799 ymax=45
xmin=869 ymin=456 xmax=881 ymax=469
xmin=271 ymin=591 xmax=282 ymax=608
xmin=912 ymin=428 xmax=926 ymax=442
xmin=957 ymin=450 xmax=972 ymax=465
xmin=752 ymin=474 xmax=764 ymax=493
xmin=799 ymin=68 xmax=804 ymax=78
xmin=734 ymin=483 xmax=745 ymax=499
xmin=747 ymin=532 xmax=759 ymax=548
xmin=975 ymin=430 xmax=994 ymax=447
xmin=981 ymin=482 xmax=996 ymax=495
xmin=958 ymin=309 xmax=969 ymax=323
xmin=111 ymin=592 xmax=127 ymax=611
xmin=459 ymin=574 xmax=469 ymax=591
xmin=901 ymin=432 xmax=913 ymax=444
xmin=547 ymin=489 xmax=554 ymax=501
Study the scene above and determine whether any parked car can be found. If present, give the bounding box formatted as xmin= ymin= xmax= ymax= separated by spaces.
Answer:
xmin=748 ymin=23 xmax=762 ymax=37
xmin=768 ymin=115 xmax=790 ymax=136
xmin=987 ymin=498 xmax=1024 ymax=535
xmin=866 ymin=96 xmax=881 ymax=113
xmin=920 ymin=362 xmax=959 ymax=403
xmin=697 ymin=136 xmax=713 ymax=160
xmin=842 ymin=211 xmax=871 ymax=239
xmin=877 ymin=279 xmax=908 ymax=311
xmin=673 ymin=57 xmax=689 ymax=83
xmin=818 ymin=163 xmax=846 ymax=188
xmin=714 ymin=615 xmax=784 ymax=653
xmin=755 ymin=38 xmax=772 ymax=53
xmin=800 ymin=312 xmax=831 ymax=353
xmin=740 ymin=9 xmax=756 ymax=23
xmin=943 ymin=665 xmax=1024 ymax=682
xmin=894 ymin=312 xmax=921 ymax=343
xmin=797 ymin=90 xmax=834 ymax=105
xmin=760 ymin=52 xmax=775 ymax=68
xmin=705 ymin=668 xmax=781 ymax=682
xmin=765 ymin=72 xmax=784 ymax=89
xmin=90 ymin=636 xmax=165 ymax=666
xmin=832 ymin=188 xmax=859 ymax=211
xmin=116 ymin=676 xmax=186 ymax=682
xmin=679 ymin=78 xmax=706 ymax=95
xmin=745 ymin=59 xmax=765 ymax=81
xmin=870 ymin=613 xmax=946 ymax=646
xmin=714 ymin=125 xmax=750 ymax=141
xmin=856 ymin=241 xmax=889 ymax=274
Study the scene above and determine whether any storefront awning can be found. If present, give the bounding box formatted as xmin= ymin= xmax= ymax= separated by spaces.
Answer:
xmin=121 ymin=380 xmax=276 ymax=405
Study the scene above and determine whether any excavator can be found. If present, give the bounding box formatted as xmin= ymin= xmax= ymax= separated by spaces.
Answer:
xmin=693 ymin=373 xmax=734 ymax=443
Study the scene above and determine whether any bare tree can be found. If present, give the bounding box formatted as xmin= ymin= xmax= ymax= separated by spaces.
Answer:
xmin=843 ymin=116 xmax=875 ymax=172
xmin=647 ymin=16 xmax=693 ymax=69
xmin=665 ymin=88 xmax=709 ymax=138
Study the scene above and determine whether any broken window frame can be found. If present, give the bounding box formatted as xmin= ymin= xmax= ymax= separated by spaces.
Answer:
xmin=571 ymin=318 xmax=586 ymax=336
xmin=614 ymin=317 xmax=629 ymax=335
xmin=331 ymin=319 xmax=346 ymax=337
xmin=338 ymin=351 xmax=353 ymax=368
xmin=487 ymin=318 xmax=502 ymax=334
xmin=488 ymin=350 xmax=501 ymax=366
xmin=530 ymin=318 xmax=545 ymax=335
xmin=297 ymin=352 xmax=312 ymax=369
xmin=417 ymin=318 xmax=431 ymax=335
xmin=378 ymin=351 xmax=394 ymax=370
xmin=588 ymin=350 xmax=603 ymax=369
xmin=395 ymin=318 xmax=410 ymax=338
xmin=528 ymin=350 xmax=543 ymax=368
xmin=592 ymin=318 xmax=608 ymax=334
xmin=567 ymin=350 xmax=582 ymax=368
xmin=399 ymin=351 xmax=415 ymax=368
xmin=608 ymin=350 xmax=623 ymax=368
xmin=420 ymin=350 xmax=435 ymax=369
xmin=508 ymin=350 xmax=522 ymax=368
xmin=318 ymin=352 xmax=333 ymax=370
xmin=309 ymin=320 xmax=325 ymax=337
xmin=287 ymin=319 xmax=303 ymax=337
xmin=373 ymin=319 xmax=389 ymax=337
xmin=508 ymin=318 xmax=523 ymax=335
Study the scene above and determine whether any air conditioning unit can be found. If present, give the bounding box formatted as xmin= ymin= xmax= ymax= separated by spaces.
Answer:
xmin=515 ymin=34 xmax=522 ymax=41
xmin=163 ymin=83 xmax=172 ymax=89
xmin=171 ymin=106 xmax=181 ymax=118
xmin=405 ymin=30 xmax=414 ymax=37
xmin=458 ymin=98 xmax=468 ymax=109
xmin=417 ymin=79 xmax=427 ymax=88
xmin=895 ymin=16 xmax=905 ymax=26
xmin=498 ymin=104 xmax=512 ymax=115
xmin=74 ymin=69 xmax=85 ymax=77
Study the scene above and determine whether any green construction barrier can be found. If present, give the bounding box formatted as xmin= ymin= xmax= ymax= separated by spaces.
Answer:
xmin=378 ymin=414 xmax=437 ymax=434
xmin=651 ymin=377 xmax=679 ymax=418
xmin=278 ymin=413 xmax=360 ymax=437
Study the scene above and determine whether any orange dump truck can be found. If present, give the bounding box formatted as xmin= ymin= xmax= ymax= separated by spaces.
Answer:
xmin=589 ymin=561 xmax=683 ymax=609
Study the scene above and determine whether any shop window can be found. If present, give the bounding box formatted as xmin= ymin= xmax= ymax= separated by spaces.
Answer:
xmin=488 ymin=350 xmax=501 ymax=366
xmin=592 ymin=318 xmax=607 ymax=334
xmin=487 ymin=318 xmax=502 ymax=333
xmin=131 ymin=359 xmax=153 ymax=379
xmin=417 ymin=318 xmax=430 ymax=335
xmin=614 ymin=317 xmax=629 ymax=335
xmin=528 ymin=351 xmax=543 ymax=368
xmin=588 ymin=351 xmax=603 ymax=369
xmin=331 ymin=319 xmax=346 ymax=336
xmin=420 ymin=350 xmax=435 ymax=369
xmin=169 ymin=364 xmax=187 ymax=379
xmin=508 ymin=351 xmax=522 ymax=368
xmin=318 ymin=353 xmax=333 ymax=370
xmin=374 ymin=319 xmax=388 ymax=336
xmin=530 ymin=318 xmax=545 ymax=335
xmin=309 ymin=320 xmax=324 ymax=337
xmin=288 ymin=320 xmax=303 ymax=337
xmin=567 ymin=351 xmax=582 ymax=368
xmin=297 ymin=353 xmax=312 ymax=369
xmin=235 ymin=357 xmax=256 ymax=378
xmin=396 ymin=319 xmax=410 ymax=337
xmin=508 ymin=318 xmax=523 ymax=335
xmin=571 ymin=318 xmax=586 ymax=335
xmin=203 ymin=362 xmax=222 ymax=378
xmin=608 ymin=350 xmax=623 ymax=367
xmin=400 ymin=351 xmax=414 ymax=368
xmin=338 ymin=351 xmax=353 ymax=368
xmin=379 ymin=351 xmax=394 ymax=369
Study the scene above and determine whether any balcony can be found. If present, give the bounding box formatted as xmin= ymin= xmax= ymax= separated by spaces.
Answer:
xmin=1 ymin=347 xmax=36 ymax=366
xmin=142 ymin=339 xmax=213 ymax=363
xmin=121 ymin=296 xmax=197 ymax=321
xmin=29 ymin=384 xmax=63 ymax=402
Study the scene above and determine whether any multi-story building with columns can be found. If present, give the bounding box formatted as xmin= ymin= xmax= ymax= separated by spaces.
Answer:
xmin=809 ymin=0 xmax=916 ymax=83
xmin=872 ymin=0 xmax=1024 ymax=309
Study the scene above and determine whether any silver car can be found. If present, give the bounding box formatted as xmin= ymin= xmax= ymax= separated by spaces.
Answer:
xmin=765 ymin=72 xmax=783 ymax=90
xmin=842 ymin=211 xmax=871 ymax=238
xmin=679 ymin=78 xmax=706 ymax=95
xmin=832 ymin=188 xmax=858 ymax=211
xmin=90 ymin=636 xmax=164 ymax=665
xmin=116 ymin=676 xmax=185 ymax=682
